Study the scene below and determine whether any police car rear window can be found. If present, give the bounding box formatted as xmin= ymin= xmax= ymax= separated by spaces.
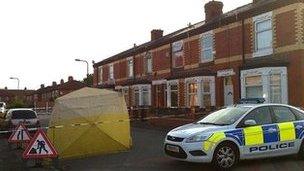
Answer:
xmin=272 ymin=106 xmax=296 ymax=123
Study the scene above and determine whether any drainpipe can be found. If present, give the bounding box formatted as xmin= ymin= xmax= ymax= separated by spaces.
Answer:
xmin=239 ymin=17 xmax=246 ymax=101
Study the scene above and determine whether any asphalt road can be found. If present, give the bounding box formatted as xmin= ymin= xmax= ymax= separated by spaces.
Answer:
xmin=1 ymin=115 xmax=304 ymax=170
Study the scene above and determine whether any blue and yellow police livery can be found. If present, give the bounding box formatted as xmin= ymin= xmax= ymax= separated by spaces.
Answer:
xmin=164 ymin=104 xmax=304 ymax=169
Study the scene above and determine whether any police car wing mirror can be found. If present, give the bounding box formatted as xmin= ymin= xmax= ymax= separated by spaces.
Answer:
xmin=244 ymin=120 xmax=257 ymax=127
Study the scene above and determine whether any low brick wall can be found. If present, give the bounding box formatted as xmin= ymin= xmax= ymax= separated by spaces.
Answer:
xmin=148 ymin=117 xmax=195 ymax=129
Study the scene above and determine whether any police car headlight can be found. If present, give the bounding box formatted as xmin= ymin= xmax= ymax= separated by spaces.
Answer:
xmin=185 ymin=134 xmax=213 ymax=143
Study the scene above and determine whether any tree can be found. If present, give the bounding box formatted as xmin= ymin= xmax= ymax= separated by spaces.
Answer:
xmin=8 ymin=97 xmax=26 ymax=108
xmin=82 ymin=74 xmax=93 ymax=87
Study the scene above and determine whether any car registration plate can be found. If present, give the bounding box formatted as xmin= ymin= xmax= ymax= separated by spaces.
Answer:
xmin=166 ymin=145 xmax=179 ymax=153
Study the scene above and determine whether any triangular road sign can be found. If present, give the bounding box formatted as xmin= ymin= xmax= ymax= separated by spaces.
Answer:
xmin=8 ymin=124 xmax=31 ymax=143
xmin=23 ymin=129 xmax=58 ymax=159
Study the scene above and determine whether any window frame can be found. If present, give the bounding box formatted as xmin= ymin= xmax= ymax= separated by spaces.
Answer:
xmin=127 ymin=58 xmax=134 ymax=78
xmin=132 ymin=85 xmax=151 ymax=107
xmin=253 ymin=11 xmax=273 ymax=57
xmin=200 ymin=31 xmax=214 ymax=63
xmin=187 ymin=83 xmax=198 ymax=107
xmin=145 ymin=52 xmax=153 ymax=74
xmin=172 ymin=40 xmax=184 ymax=68
xmin=98 ymin=66 xmax=103 ymax=84
xmin=109 ymin=64 xmax=114 ymax=80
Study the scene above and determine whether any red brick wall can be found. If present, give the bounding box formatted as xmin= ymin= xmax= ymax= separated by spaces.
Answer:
xmin=93 ymin=68 xmax=98 ymax=87
xmin=215 ymin=23 xmax=252 ymax=59
xmin=153 ymin=47 xmax=171 ymax=71
xmin=244 ymin=23 xmax=253 ymax=54
xmin=184 ymin=39 xmax=200 ymax=65
xmin=102 ymin=65 xmax=109 ymax=81
xmin=275 ymin=10 xmax=296 ymax=47
xmin=134 ymin=55 xmax=144 ymax=77
xmin=119 ymin=60 xmax=127 ymax=79
xmin=114 ymin=62 xmax=120 ymax=79
xmin=178 ymin=80 xmax=185 ymax=107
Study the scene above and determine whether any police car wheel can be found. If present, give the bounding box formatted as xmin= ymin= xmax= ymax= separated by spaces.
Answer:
xmin=298 ymin=140 xmax=304 ymax=159
xmin=212 ymin=143 xmax=238 ymax=170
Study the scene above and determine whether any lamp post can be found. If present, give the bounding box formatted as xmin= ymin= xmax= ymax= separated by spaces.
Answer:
xmin=75 ymin=58 xmax=89 ymax=77
xmin=9 ymin=77 xmax=20 ymax=90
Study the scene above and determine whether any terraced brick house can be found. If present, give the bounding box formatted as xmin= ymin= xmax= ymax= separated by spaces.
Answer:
xmin=93 ymin=0 xmax=304 ymax=117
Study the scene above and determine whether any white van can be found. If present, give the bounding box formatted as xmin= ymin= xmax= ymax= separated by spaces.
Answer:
xmin=0 ymin=102 xmax=6 ymax=114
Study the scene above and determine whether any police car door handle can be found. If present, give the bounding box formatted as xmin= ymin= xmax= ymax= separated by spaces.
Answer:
xmin=296 ymin=125 xmax=303 ymax=130
xmin=267 ymin=128 xmax=277 ymax=133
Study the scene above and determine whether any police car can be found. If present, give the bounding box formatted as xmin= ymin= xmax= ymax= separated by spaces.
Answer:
xmin=164 ymin=104 xmax=304 ymax=169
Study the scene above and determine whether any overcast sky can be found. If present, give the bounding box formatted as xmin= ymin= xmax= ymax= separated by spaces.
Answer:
xmin=0 ymin=0 xmax=252 ymax=90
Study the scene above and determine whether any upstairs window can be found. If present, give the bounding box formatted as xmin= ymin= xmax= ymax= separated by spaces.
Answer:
xmin=145 ymin=52 xmax=152 ymax=74
xmin=127 ymin=58 xmax=134 ymax=78
xmin=201 ymin=32 xmax=214 ymax=63
xmin=98 ymin=66 xmax=103 ymax=84
xmin=109 ymin=64 xmax=114 ymax=80
xmin=172 ymin=40 xmax=184 ymax=68
xmin=253 ymin=12 xmax=273 ymax=57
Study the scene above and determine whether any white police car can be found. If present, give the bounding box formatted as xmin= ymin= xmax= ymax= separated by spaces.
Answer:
xmin=164 ymin=104 xmax=304 ymax=169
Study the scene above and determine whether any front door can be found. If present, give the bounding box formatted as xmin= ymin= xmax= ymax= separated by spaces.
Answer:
xmin=224 ymin=77 xmax=234 ymax=106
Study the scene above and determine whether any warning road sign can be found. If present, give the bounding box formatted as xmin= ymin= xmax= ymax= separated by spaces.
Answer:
xmin=23 ymin=129 xmax=58 ymax=159
xmin=8 ymin=124 xmax=31 ymax=143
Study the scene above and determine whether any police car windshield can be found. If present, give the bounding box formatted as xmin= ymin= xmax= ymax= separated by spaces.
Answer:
xmin=197 ymin=107 xmax=251 ymax=125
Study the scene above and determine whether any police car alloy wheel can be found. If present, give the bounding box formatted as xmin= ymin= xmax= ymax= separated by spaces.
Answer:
xmin=213 ymin=143 xmax=238 ymax=169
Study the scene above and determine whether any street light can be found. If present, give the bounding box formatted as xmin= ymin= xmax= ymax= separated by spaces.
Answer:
xmin=75 ymin=58 xmax=89 ymax=77
xmin=9 ymin=77 xmax=20 ymax=90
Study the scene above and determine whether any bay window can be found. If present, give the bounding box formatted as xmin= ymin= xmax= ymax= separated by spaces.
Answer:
xmin=241 ymin=67 xmax=287 ymax=104
xmin=202 ymin=81 xmax=211 ymax=107
xmin=245 ymin=76 xmax=263 ymax=98
xmin=270 ymin=74 xmax=282 ymax=103
xmin=170 ymin=85 xmax=179 ymax=107
xmin=188 ymin=83 xmax=198 ymax=107
xmin=184 ymin=76 xmax=216 ymax=108
xmin=133 ymin=85 xmax=151 ymax=107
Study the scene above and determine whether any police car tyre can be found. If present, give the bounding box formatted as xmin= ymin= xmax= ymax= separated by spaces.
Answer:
xmin=212 ymin=142 xmax=239 ymax=170
xmin=298 ymin=140 xmax=304 ymax=159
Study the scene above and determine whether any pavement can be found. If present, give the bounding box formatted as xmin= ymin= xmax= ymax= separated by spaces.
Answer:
xmin=1 ymin=115 xmax=304 ymax=170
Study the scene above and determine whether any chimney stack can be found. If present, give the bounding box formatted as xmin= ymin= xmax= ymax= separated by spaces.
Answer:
xmin=40 ymin=84 xmax=45 ymax=89
xmin=60 ymin=79 xmax=64 ymax=84
xmin=68 ymin=76 xmax=73 ymax=82
xmin=52 ymin=81 xmax=57 ymax=86
xmin=204 ymin=1 xmax=223 ymax=22
xmin=151 ymin=29 xmax=164 ymax=41
xmin=253 ymin=0 xmax=263 ymax=3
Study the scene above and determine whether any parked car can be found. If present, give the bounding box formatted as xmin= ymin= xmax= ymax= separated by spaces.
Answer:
xmin=4 ymin=108 xmax=40 ymax=129
xmin=0 ymin=102 xmax=6 ymax=114
xmin=164 ymin=103 xmax=304 ymax=169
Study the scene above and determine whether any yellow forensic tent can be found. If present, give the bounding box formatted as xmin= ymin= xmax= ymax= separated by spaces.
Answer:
xmin=47 ymin=87 xmax=132 ymax=159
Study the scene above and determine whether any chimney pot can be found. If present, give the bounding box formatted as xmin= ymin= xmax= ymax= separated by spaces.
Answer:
xmin=68 ymin=76 xmax=73 ymax=82
xmin=204 ymin=1 xmax=223 ymax=22
xmin=52 ymin=81 xmax=57 ymax=86
xmin=4 ymin=87 xmax=7 ymax=90
xmin=60 ymin=79 xmax=64 ymax=84
xmin=40 ymin=84 xmax=45 ymax=89
xmin=151 ymin=29 xmax=164 ymax=41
